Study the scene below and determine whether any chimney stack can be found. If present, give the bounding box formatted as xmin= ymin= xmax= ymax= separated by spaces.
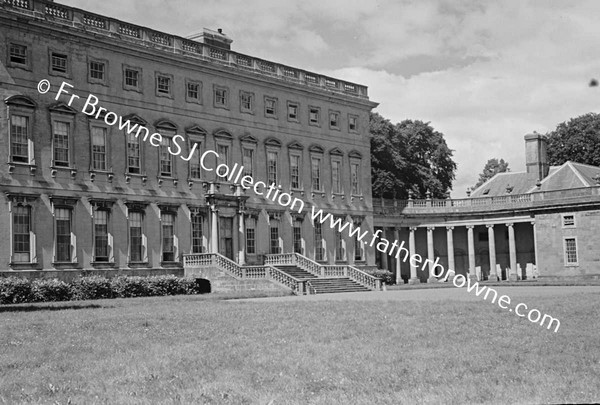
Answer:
xmin=186 ymin=28 xmax=233 ymax=50
xmin=524 ymin=133 xmax=549 ymax=181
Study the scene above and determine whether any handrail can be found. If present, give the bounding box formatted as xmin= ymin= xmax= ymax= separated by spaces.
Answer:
xmin=346 ymin=265 xmax=382 ymax=291
xmin=265 ymin=265 xmax=303 ymax=294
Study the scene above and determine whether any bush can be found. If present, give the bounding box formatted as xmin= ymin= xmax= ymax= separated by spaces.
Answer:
xmin=367 ymin=269 xmax=394 ymax=284
xmin=70 ymin=276 xmax=113 ymax=300
xmin=0 ymin=275 xmax=206 ymax=305
xmin=31 ymin=278 xmax=72 ymax=302
xmin=0 ymin=277 xmax=34 ymax=304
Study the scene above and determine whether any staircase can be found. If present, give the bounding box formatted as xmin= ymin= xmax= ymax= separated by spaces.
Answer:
xmin=273 ymin=265 xmax=318 ymax=279
xmin=307 ymin=278 xmax=371 ymax=294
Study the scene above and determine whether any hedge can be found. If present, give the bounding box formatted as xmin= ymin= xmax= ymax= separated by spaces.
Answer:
xmin=0 ymin=275 xmax=207 ymax=305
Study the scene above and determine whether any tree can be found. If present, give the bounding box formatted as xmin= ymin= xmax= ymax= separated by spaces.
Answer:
xmin=546 ymin=113 xmax=600 ymax=166
xmin=370 ymin=113 xmax=457 ymax=199
xmin=472 ymin=158 xmax=510 ymax=190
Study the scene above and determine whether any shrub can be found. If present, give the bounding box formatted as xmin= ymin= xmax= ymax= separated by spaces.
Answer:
xmin=367 ymin=269 xmax=394 ymax=284
xmin=110 ymin=276 xmax=149 ymax=298
xmin=0 ymin=277 xmax=34 ymax=304
xmin=31 ymin=278 xmax=72 ymax=302
xmin=70 ymin=276 xmax=113 ymax=300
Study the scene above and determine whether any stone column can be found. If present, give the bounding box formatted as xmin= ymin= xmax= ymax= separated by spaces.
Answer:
xmin=408 ymin=227 xmax=420 ymax=284
xmin=487 ymin=224 xmax=497 ymax=281
xmin=466 ymin=225 xmax=476 ymax=279
xmin=238 ymin=210 xmax=245 ymax=265
xmin=446 ymin=226 xmax=455 ymax=280
xmin=427 ymin=226 xmax=436 ymax=282
xmin=210 ymin=205 xmax=219 ymax=254
xmin=531 ymin=221 xmax=538 ymax=270
xmin=380 ymin=227 xmax=388 ymax=270
xmin=507 ymin=223 xmax=517 ymax=281
xmin=394 ymin=228 xmax=402 ymax=284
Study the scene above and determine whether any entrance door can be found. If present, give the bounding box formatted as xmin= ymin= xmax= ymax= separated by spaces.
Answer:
xmin=219 ymin=217 xmax=234 ymax=260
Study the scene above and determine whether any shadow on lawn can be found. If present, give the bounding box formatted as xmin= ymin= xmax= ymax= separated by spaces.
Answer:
xmin=0 ymin=303 xmax=110 ymax=313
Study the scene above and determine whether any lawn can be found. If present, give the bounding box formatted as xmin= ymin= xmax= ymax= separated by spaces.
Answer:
xmin=1 ymin=289 xmax=599 ymax=404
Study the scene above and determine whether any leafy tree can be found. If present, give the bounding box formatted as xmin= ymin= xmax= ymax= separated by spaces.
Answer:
xmin=473 ymin=158 xmax=510 ymax=190
xmin=370 ymin=113 xmax=457 ymax=199
xmin=546 ymin=113 xmax=600 ymax=166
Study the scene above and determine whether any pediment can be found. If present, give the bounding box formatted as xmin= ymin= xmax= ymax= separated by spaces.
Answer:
xmin=48 ymin=102 xmax=77 ymax=115
xmin=5 ymin=95 xmax=36 ymax=108
xmin=265 ymin=137 xmax=282 ymax=147
xmin=329 ymin=147 xmax=344 ymax=156
xmin=154 ymin=119 xmax=177 ymax=131
xmin=287 ymin=141 xmax=304 ymax=150
xmin=122 ymin=114 xmax=147 ymax=125
xmin=309 ymin=145 xmax=324 ymax=154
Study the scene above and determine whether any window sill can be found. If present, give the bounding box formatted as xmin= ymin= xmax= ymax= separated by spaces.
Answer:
xmin=128 ymin=262 xmax=150 ymax=268
xmin=89 ymin=170 xmax=114 ymax=182
xmin=52 ymin=262 xmax=78 ymax=267
xmin=9 ymin=262 xmax=39 ymax=269
xmin=91 ymin=261 xmax=116 ymax=268
xmin=51 ymin=166 xmax=77 ymax=179
xmin=161 ymin=261 xmax=182 ymax=268
xmin=157 ymin=176 xmax=178 ymax=187
xmin=8 ymin=162 xmax=36 ymax=175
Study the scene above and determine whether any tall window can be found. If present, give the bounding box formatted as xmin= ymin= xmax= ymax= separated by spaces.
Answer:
xmin=242 ymin=148 xmax=254 ymax=177
xmin=564 ymin=238 xmax=578 ymax=265
xmin=91 ymin=127 xmax=107 ymax=171
xmin=160 ymin=136 xmax=173 ymax=176
xmin=246 ymin=217 xmax=256 ymax=255
xmin=293 ymin=220 xmax=302 ymax=254
xmin=332 ymin=160 xmax=342 ymax=194
xmin=55 ymin=208 xmax=71 ymax=262
xmin=94 ymin=210 xmax=109 ymax=262
xmin=314 ymin=222 xmax=324 ymax=261
xmin=354 ymin=233 xmax=364 ymax=261
xmin=351 ymin=162 xmax=360 ymax=195
xmin=270 ymin=219 xmax=281 ymax=254
xmin=190 ymin=142 xmax=202 ymax=179
xmin=10 ymin=115 xmax=29 ymax=163
xmin=161 ymin=213 xmax=175 ymax=262
xmin=311 ymin=157 xmax=321 ymax=191
xmin=290 ymin=155 xmax=300 ymax=189
xmin=13 ymin=205 xmax=31 ymax=262
xmin=52 ymin=121 xmax=70 ymax=167
xmin=129 ymin=212 xmax=143 ymax=262
xmin=127 ymin=133 xmax=141 ymax=174
xmin=335 ymin=224 xmax=345 ymax=261
xmin=267 ymin=151 xmax=278 ymax=185
xmin=191 ymin=214 xmax=204 ymax=253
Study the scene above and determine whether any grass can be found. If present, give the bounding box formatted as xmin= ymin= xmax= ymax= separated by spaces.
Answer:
xmin=1 ymin=289 xmax=599 ymax=404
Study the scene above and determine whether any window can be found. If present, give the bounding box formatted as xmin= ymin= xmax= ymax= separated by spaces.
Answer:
xmin=94 ymin=210 xmax=109 ymax=262
xmin=293 ymin=220 xmax=303 ymax=254
xmin=12 ymin=205 xmax=31 ymax=263
xmin=217 ymin=144 xmax=230 ymax=167
xmin=290 ymin=154 xmax=300 ymax=189
xmin=9 ymin=43 xmax=27 ymax=66
xmin=267 ymin=151 xmax=278 ymax=185
xmin=287 ymin=102 xmax=298 ymax=121
xmin=314 ymin=222 xmax=324 ymax=261
xmin=55 ymin=208 xmax=72 ymax=262
xmin=246 ymin=217 xmax=256 ymax=255
xmin=186 ymin=81 xmax=201 ymax=103
xmin=335 ymin=224 xmax=345 ymax=261
xmin=270 ymin=219 xmax=281 ymax=254
xmin=564 ymin=237 xmax=578 ymax=265
xmin=91 ymin=126 xmax=107 ymax=171
xmin=160 ymin=136 xmax=174 ymax=176
xmin=354 ymin=232 xmax=364 ymax=261
xmin=10 ymin=114 xmax=30 ymax=164
xmin=89 ymin=60 xmax=105 ymax=82
xmin=124 ymin=67 xmax=140 ymax=89
xmin=52 ymin=121 xmax=70 ymax=167
xmin=242 ymin=148 xmax=254 ymax=177
xmin=562 ymin=214 xmax=575 ymax=227
xmin=214 ymin=86 xmax=228 ymax=108
xmin=161 ymin=212 xmax=175 ymax=262
xmin=129 ymin=211 xmax=144 ymax=262
xmin=156 ymin=74 xmax=171 ymax=95
xmin=127 ymin=132 xmax=141 ymax=174
xmin=189 ymin=141 xmax=203 ymax=179
xmin=265 ymin=97 xmax=277 ymax=117
xmin=50 ymin=52 xmax=67 ymax=74
xmin=240 ymin=92 xmax=253 ymax=113
xmin=351 ymin=162 xmax=360 ymax=195
xmin=332 ymin=160 xmax=342 ymax=194
xmin=311 ymin=157 xmax=322 ymax=191
xmin=191 ymin=213 xmax=204 ymax=253
xmin=329 ymin=111 xmax=340 ymax=129
xmin=309 ymin=107 xmax=320 ymax=125
xmin=349 ymin=115 xmax=358 ymax=132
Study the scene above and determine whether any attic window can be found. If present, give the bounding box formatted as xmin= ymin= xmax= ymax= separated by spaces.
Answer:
xmin=482 ymin=189 xmax=490 ymax=195
xmin=562 ymin=214 xmax=575 ymax=227
xmin=505 ymin=185 xmax=513 ymax=194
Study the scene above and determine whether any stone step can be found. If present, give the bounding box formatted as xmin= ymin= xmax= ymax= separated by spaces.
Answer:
xmin=274 ymin=265 xmax=318 ymax=279
xmin=307 ymin=277 xmax=371 ymax=294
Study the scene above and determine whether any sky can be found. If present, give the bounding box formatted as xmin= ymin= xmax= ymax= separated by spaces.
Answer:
xmin=62 ymin=0 xmax=600 ymax=197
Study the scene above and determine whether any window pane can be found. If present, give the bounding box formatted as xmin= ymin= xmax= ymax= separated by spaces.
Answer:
xmin=10 ymin=43 xmax=27 ymax=64
xmin=242 ymin=148 xmax=254 ymax=177
xmin=314 ymin=223 xmax=324 ymax=261
xmin=10 ymin=115 xmax=29 ymax=163
xmin=246 ymin=217 xmax=256 ymax=254
xmin=191 ymin=214 xmax=204 ymax=253
xmin=55 ymin=208 xmax=71 ymax=262
xmin=290 ymin=155 xmax=300 ymax=189
xmin=53 ymin=121 xmax=70 ymax=167
xmin=293 ymin=220 xmax=302 ymax=254
xmin=332 ymin=161 xmax=341 ymax=193
xmin=127 ymin=133 xmax=140 ymax=173
xmin=162 ymin=213 xmax=175 ymax=261
xmin=94 ymin=210 xmax=108 ymax=261
xmin=13 ymin=205 xmax=30 ymax=261
xmin=270 ymin=221 xmax=280 ymax=254
xmin=92 ymin=127 xmax=107 ymax=170
xmin=267 ymin=151 xmax=278 ymax=185
xmin=129 ymin=212 xmax=143 ymax=262
xmin=160 ymin=136 xmax=173 ymax=176
xmin=311 ymin=158 xmax=321 ymax=191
